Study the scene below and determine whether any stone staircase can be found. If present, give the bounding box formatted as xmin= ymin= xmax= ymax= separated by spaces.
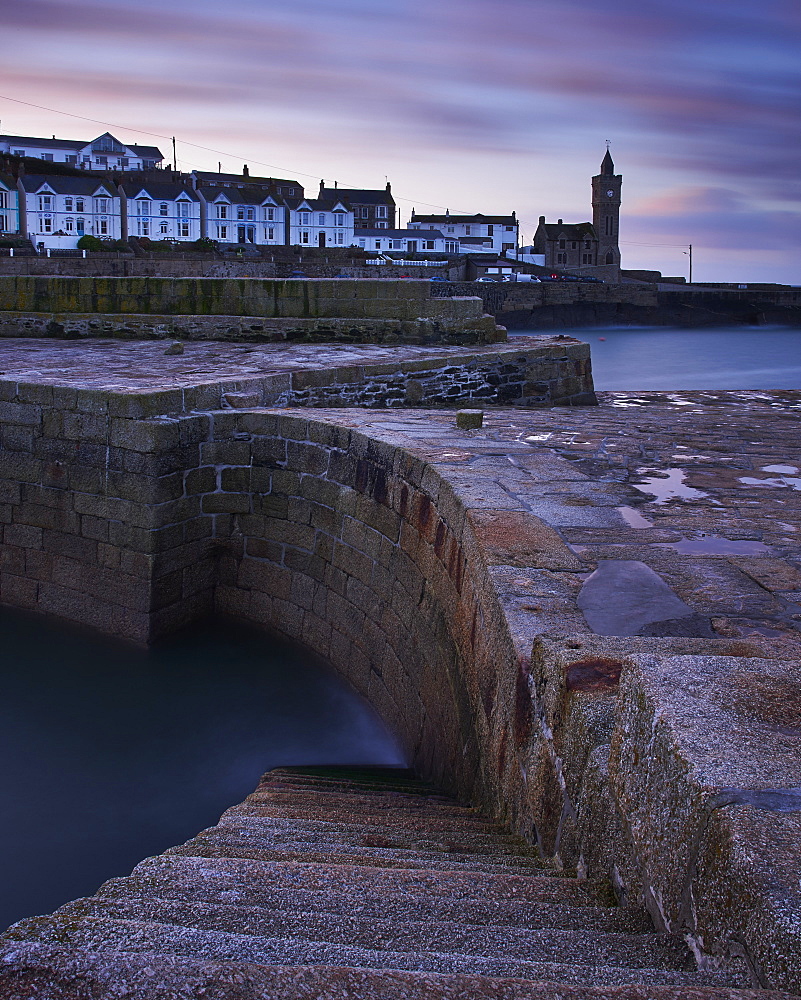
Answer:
xmin=0 ymin=767 xmax=795 ymax=999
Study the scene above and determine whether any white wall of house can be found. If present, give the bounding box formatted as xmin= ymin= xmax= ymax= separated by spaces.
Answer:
xmin=0 ymin=133 xmax=162 ymax=171
xmin=0 ymin=183 xmax=19 ymax=234
xmin=200 ymin=193 xmax=286 ymax=245
xmin=354 ymin=229 xmax=453 ymax=254
xmin=288 ymin=202 xmax=354 ymax=248
xmin=408 ymin=217 xmax=519 ymax=254
xmin=121 ymin=189 xmax=200 ymax=241
xmin=20 ymin=181 xmax=121 ymax=248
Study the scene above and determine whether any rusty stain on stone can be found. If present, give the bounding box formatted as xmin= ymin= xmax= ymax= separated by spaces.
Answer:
xmin=565 ymin=657 xmax=624 ymax=692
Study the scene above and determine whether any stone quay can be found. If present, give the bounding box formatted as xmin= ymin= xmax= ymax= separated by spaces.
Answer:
xmin=0 ymin=330 xmax=798 ymax=996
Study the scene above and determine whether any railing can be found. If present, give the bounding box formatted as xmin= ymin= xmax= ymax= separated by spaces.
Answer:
xmin=365 ymin=258 xmax=447 ymax=267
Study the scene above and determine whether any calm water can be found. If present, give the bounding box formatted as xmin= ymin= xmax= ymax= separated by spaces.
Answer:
xmin=519 ymin=327 xmax=801 ymax=390
xmin=0 ymin=609 xmax=404 ymax=931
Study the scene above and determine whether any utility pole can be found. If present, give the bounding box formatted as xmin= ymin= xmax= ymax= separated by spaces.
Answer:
xmin=684 ymin=244 xmax=693 ymax=284
xmin=172 ymin=136 xmax=177 ymax=172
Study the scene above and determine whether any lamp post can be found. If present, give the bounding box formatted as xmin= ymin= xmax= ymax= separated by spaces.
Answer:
xmin=683 ymin=244 xmax=693 ymax=284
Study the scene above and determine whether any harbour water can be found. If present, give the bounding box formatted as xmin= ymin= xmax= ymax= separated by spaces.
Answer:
xmin=0 ymin=609 xmax=404 ymax=931
xmin=519 ymin=327 xmax=801 ymax=391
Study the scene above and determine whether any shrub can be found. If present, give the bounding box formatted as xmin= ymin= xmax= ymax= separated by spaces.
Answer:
xmin=76 ymin=235 xmax=105 ymax=251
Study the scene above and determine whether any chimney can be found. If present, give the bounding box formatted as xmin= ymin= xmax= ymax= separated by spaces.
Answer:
xmin=539 ymin=215 xmax=545 ymax=224
xmin=243 ymin=164 xmax=249 ymax=177
xmin=557 ymin=218 xmax=563 ymax=226
xmin=386 ymin=181 xmax=391 ymax=192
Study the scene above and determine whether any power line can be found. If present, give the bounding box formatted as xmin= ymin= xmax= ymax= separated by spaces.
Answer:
xmin=620 ymin=240 xmax=691 ymax=248
xmin=0 ymin=93 xmax=471 ymax=215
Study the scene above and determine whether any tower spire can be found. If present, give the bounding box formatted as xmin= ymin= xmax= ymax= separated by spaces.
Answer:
xmin=601 ymin=146 xmax=615 ymax=175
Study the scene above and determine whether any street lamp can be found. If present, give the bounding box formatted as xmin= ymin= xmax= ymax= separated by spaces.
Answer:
xmin=683 ymin=244 xmax=693 ymax=284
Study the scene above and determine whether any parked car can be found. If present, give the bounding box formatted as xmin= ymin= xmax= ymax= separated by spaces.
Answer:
xmin=288 ymin=270 xmax=308 ymax=278
xmin=475 ymin=276 xmax=498 ymax=283
xmin=578 ymin=276 xmax=604 ymax=283
xmin=429 ymin=275 xmax=449 ymax=282
xmin=516 ymin=274 xmax=541 ymax=282
xmin=558 ymin=274 xmax=581 ymax=282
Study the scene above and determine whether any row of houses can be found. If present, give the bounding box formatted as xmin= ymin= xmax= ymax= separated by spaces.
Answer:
xmin=0 ymin=129 xmax=621 ymax=271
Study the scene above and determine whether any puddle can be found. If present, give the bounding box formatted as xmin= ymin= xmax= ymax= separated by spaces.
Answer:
xmin=525 ymin=433 xmax=552 ymax=442
xmin=577 ymin=559 xmax=695 ymax=636
xmin=776 ymin=522 xmax=798 ymax=533
xmin=652 ymin=535 xmax=772 ymax=556
xmin=617 ymin=505 xmax=654 ymax=529
xmin=632 ymin=468 xmax=710 ymax=504
xmin=763 ymin=464 xmax=799 ymax=475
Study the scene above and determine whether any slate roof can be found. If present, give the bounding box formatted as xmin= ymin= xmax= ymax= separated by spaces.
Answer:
xmin=538 ymin=222 xmax=597 ymax=240
xmin=411 ymin=213 xmax=517 ymax=225
xmin=357 ymin=229 xmax=445 ymax=239
xmin=19 ymin=175 xmax=118 ymax=196
xmin=120 ymin=182 xmax=199 ymax=201
xmin=1 ymin=134 xmax=83 ymax=151
xmin=0 ymin=172 xmax=16 ymax=190
xmin=201 ymin=186 xmax=283 ymax=205
xmin=286 ymin=197 xmax=351 ymax=213
xmin=319 ymin=186 xmax=394 ymax=206
xmin=193 ymin=171 xmax=302 ymax=195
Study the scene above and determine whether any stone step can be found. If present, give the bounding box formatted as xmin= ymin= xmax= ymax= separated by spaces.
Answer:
xmin=96 ymin=871 xmax=652 ymax=933
xmin=3 ymin=916 xmax=750 ymax=989
xmin=56 ymin=895 xmax=696 ymax=972
xmin=223 ymin=801 xmax=524 ymax=842
xmin=131 ymin=854 xmax=605 ymax=906
xmin=164 ymin=833 xmax=558 ymax=876
xmin=2 ymin=946 xmax=792 ymax=1000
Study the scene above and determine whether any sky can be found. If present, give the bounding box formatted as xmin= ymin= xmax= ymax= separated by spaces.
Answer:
xmin=1 ymin=0 xmax=799 ymax=284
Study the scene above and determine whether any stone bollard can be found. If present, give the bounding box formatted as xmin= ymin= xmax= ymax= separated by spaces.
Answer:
xmin=164 ymin=341 xmax=184 ymax=355
xmin=456 ymin=409 xmax=484 ymax=430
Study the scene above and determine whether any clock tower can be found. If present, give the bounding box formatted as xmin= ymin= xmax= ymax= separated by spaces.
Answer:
xmin=592 ymin=149 xmax=622 ymax=267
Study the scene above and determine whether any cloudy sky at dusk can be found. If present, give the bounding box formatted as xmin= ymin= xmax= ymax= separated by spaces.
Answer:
xmin=2 ymin=0 xmax=799 ymax=283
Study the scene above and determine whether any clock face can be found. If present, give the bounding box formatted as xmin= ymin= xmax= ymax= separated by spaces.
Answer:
xmin=606 ymin=189 xmax=615 ymax=197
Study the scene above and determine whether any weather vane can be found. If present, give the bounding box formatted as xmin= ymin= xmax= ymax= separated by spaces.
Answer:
xmin=605 ymin=139 xmax=611 ymax=151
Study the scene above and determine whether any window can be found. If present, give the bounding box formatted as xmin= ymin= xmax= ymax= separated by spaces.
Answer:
xmin=246 ymin=208 xmax=254 ymax=221
xmin=119 ymin=158 xmax=128 ymax=168
xmin=334 ymin=213 xmax=344 ymax=227
xmin=40 ymin=217 xmax=53 ymax=233
xmin=160 ymin=222 xmax=168 ymax=234
xmin=217 ymin=205 xmax=228 ymax=219
xmin=267 ymin=227 xmax=274 ymax=240
xmin=0 ymin=193 xmax=6 ymax=209
xmin=179 ymin=222 xmax=189 ymax=238
xmin=571 ymin=241 xmax=577 ymax=250
xmin=376 ymin=222 xmax=387 ymax=229
xmin=76 ymin=199 xmax=84 ymax=212
xmin=12 ymin=149 xmax=24 ymax=157
xmin=445 ymin=241 xmax=457 ymax=253
xmin=95 ymin=156 xmax=107 ymax=166
xmin=605 ymin=216 xmax=613 ymax=236
xmin=99 ymin=219 xmax=108 ymax=235
xmin=64 ymin=197 xmax=73 ymax=211
xmin=160 ymin=203 xmax=168 ymax=216
xmin=424 ymin=241 xmax=435 ymax=250
xmin=96 ymin=198 xmax=109 ymax=213
xmin=376 ymin=206 xmax=387 ymax=219
xmin=584 ymin=240 xmax=591 ymax=249
xmin=556 ymin=252 xmax=566 ymax=264
xmin=361 ymin=207 xmax=369 ymax=218
xmin=301 ymin=231 xmax=309 ymax=244
xmin=266 ymin=208 xmax=275 ymax=222
xmin=318 ymin=213 xmax=325 ymax=225
xmin=0 ymin=216 xmax=6 ymax=231
xmin=358 ymin=239 xmax=366 ymax=248
xmin=505 ymin=226 xmax=514 ymax=232
xmin=237 ymin=207 xmax=245 ymax=220
xmin=335 ymin=232 xmax=344 ymax=245
xmin=65 ymin=155 xmax=77 ymax=165
xmin=488 ymin=225 xmax=493 ymax=236
xmin=38 ymin=196 xmax=53 ymax=211
xmin=137 ymin=220 xmax=149 ymax=236
xmin=41 ymin=153 xmax=53 ymax=162
xmin=65 ymin=218 xmax=74 ymax=232
xmin=375 ymin=240 xmax=381 ymax=249
xmin=465 ymin=226 xmax=471 ymax=235
xmin=582 ymin=253 xmax=592 ymax=264
xmin=218 ymin=225 xmax=228 ymax=239
xmin=558 ymin=239 xmax=566 ymax=249
xmin=137 ymin=199 xmax=150 ymax=216
xmin=447 ymin=226 xmax=454 ymax=233
xmin=300 ymin=212 xmax=310 ymax=225
xmin=177 ymin=202 xmax=190 ymax=218
xmin=390 ymin=240 xmax=400 ymax=250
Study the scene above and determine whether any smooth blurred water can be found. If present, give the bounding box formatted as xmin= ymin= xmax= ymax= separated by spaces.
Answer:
xmin=0 ymin=609 xmax=404 ymax=931
xmin=518 ymin=327 xmax=801 ymax=390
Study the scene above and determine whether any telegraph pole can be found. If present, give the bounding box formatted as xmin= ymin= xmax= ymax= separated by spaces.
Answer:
xmin=684 ymin=244 xmax=693 ymax=284
xmin=172 ymin=136 xmax=177 ymax=172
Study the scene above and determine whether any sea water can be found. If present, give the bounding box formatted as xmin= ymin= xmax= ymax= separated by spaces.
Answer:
xmin=0 ymin=608 xmax=404 ymax=930
xmin=518 ymin=327 xmax=801 ymax=391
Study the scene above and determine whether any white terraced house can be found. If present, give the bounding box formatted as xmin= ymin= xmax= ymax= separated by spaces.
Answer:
xmin=18 ymin=175 xmax=121 ymax=248
xmin=408 ymin=210 xmax=519 ymax=255
xmin=286 ymin=197 xmax=355 ymax=248
xmin=0 ymin=131 xmax=163 ymax=171
xmin=354 ymin=228 xmax=456 ymax=255
xmin=119 ymin=183 xmax=201 ymax=242
xmin=198 ymin=187 xmax=287 ymax=245
xmin=0 ymin=174 xmax=20 ymax=236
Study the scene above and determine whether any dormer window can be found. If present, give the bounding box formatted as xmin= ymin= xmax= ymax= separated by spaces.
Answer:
xmin=137 ymin=199 xmax=151 ymax=216
xmin=266 ymin=208 xmax=275 ymax=222
xmin=160 ymin=203 xmax=168 ymax=216
xmin=300 ymin=212 xmax=310 ymax=225
xmin=334 ymin=213 xmax=344 ymax=227
xmin=38 ymin=195 xmax=53 ymax=211
xmin=177 ymin=202 xmax=190 ymax=218
xmin=217 ymin=204 xmax=228 ymax=219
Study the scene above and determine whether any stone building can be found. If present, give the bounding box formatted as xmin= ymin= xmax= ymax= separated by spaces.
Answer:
xmin=533 ymin=151 xmax=622 ymax=275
